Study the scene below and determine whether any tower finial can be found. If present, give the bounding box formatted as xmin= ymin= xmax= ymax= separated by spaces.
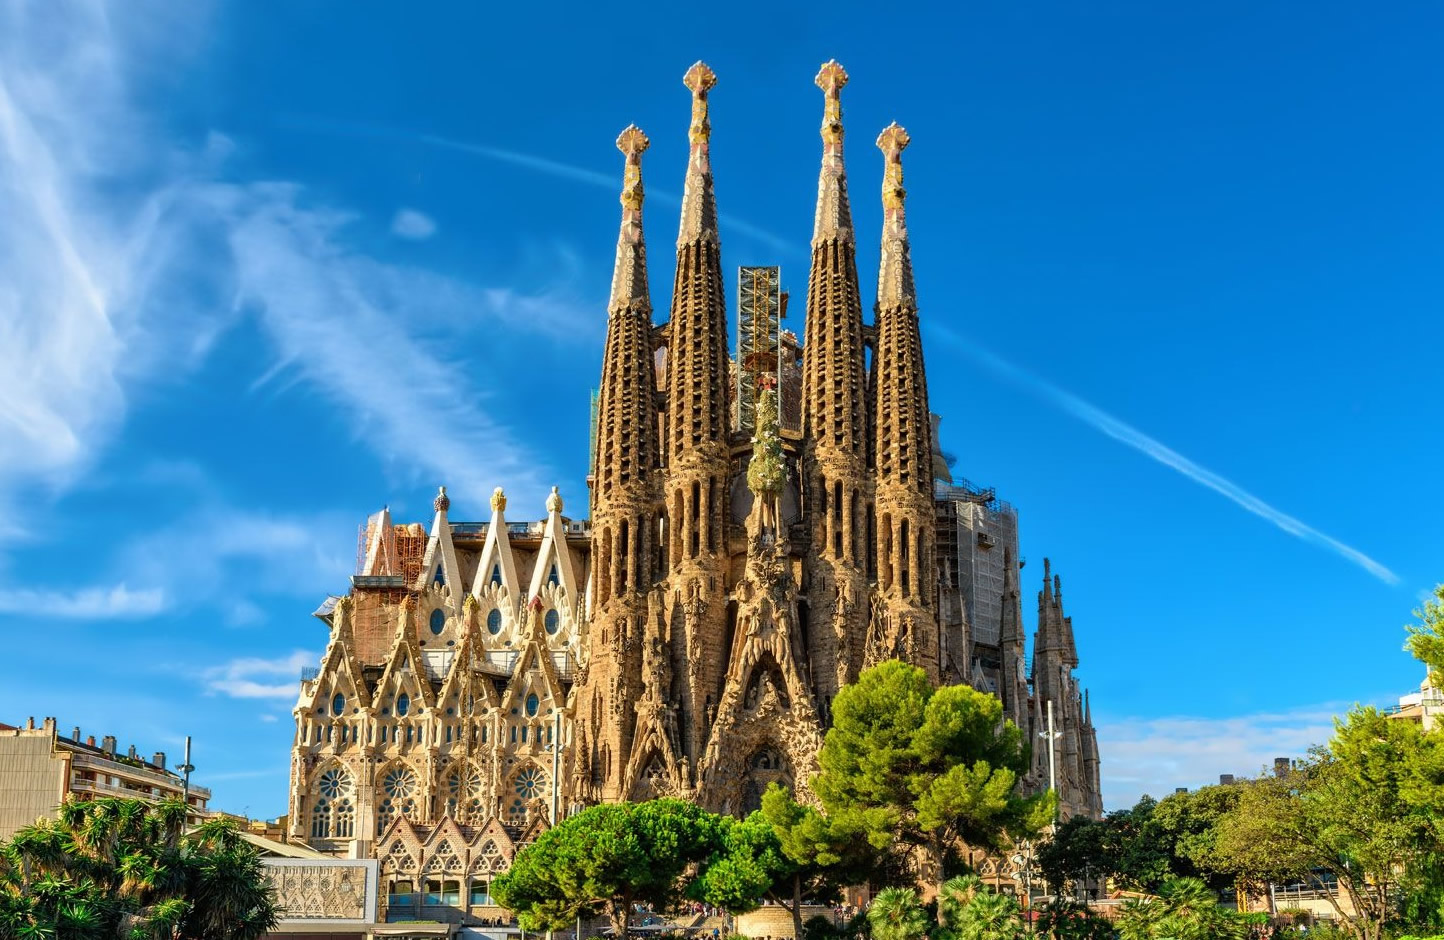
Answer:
xmin=811 ymin=60 xmax=854 ymax=242
xmin=816 ymin=60 xmax=848 ymax=153
xmin=609 ymin=125 xmax=651 ymax=312
xmin=434 ymin=485 xmax=450 ymax=514
xmin=683 ymin=62 xmax=717 ymax=145
xmin=875 ymin=122 xmax=915 ymax=307
xmin=677 ymin=63 xmax=719 ymax=244
xmin=877 ymin=123 xmax=910 ymax=214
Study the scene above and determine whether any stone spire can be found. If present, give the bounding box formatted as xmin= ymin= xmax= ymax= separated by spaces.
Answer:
xmin=578 ymin=125 xmax=663 ymax=800
xmin=677 ymin=61 xmax=719 ymax=245
xmin=871 ymin=122 xmax=937 ymax=677
xmin=801 ymin=60 xmax=871 ymax=698
xmin=609 ymin=125 xmax=651 ymax=312
xmin=812 ymin=60 xmax=854 ymax=244
xmin=660 ymin=61 xmax=732 ymax=778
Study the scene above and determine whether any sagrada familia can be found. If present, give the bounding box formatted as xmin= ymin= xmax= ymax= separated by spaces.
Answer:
xmin=287 ymin=61 xmax=1103 ymax=911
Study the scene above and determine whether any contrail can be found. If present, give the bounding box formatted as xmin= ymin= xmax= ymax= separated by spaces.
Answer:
xmin=277 ymin=116 xmax=799 ymax=254
xmin=929 ymin=325 xmax=1399 ymax=585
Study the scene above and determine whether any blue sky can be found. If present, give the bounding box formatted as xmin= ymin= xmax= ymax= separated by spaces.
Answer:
xmin=1 ymin=1 xmax=1441 ymax=817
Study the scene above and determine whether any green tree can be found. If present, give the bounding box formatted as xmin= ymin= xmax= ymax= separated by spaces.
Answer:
xmin=694 ymin=786 xmax=877 ymax=940
xmin=866 ymin=887 xmax=931 ymax=940
xmin=812 ymin=660 xmax=1052 ymax=890
xmin=1034 ymin=898 xmax=1112 ymax=940
xmin=1212 ymin=708 xmax=1444 ymax=940
xmin=492 ymin=799 xmax=725 ymax=938
xmin=0 ymin=797 xmax=277 ymax=940
xmin=1405 ymin=584 xmax=1444 ymax=677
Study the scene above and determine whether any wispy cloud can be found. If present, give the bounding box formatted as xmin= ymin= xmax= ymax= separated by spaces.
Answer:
xmin=0 ymin=2 xmax=578 ymax=527
xmin=391 ymin=207 xmax=436 ymax=240
xmin=1097 ymin=704 xmax=1350 ymax=809
xmin=929 ymin=327 xmax=1399 ymax=585
xmin=0 ymin=584 xmax=166 ymax=619
xmin=203 ymin=650 xmax=316 ymax=700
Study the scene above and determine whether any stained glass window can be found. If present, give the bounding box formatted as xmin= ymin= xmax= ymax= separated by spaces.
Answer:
xmin=429 ymin=609 xmax=445 ymax=635
xmin=487 ymin=609 xmax=502 ymax=635
xmin=513 ymin=766 xmax=545 ymax=799
xmin=525 ymin=693 xmax=540 ymax=717
xmin=544 ymin=610 xmax=559 ymax=635
xmin=331 ymin=693 xmax=346 ymax=715
xmin=396 ymin=693 xmax=410 ymax=717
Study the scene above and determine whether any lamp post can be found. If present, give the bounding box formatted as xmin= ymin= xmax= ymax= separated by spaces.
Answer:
xmin=176 ymin=736 xmax=196 ymax=821
xmin=1011 ymin=841 xmax=1037 ymax=936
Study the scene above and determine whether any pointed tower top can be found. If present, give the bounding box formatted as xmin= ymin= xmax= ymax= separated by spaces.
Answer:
xmin=609 ymin=125 xmax=652 ymax=313
xmin=490 ymin=487 xmax=507 ymax=514
xmin=683 ymin=62 xmax=717 ymax=143
xmin=434 ymin=485 xmax=450 ymax=514
xmin=546 ymin=486 xmax=563 ymax=514
xmin=677 ymin=63 xmax=719 ymax=245
xmin=812 ymin=60 xmax=854 ymax=243
xmin=876 ymin=122 xmax=916 ymax=308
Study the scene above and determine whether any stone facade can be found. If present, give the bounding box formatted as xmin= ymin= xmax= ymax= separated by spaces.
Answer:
xmin=287 ymin=60 xmax=1103 ymax=920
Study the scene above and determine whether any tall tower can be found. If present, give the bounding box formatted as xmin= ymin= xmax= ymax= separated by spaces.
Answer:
xmin=576 ymin=125 xmax=661 ymax=803
xmin=800 ymin=61 xmax=871 ymax=706
xmin=660 ymin=62 xmax=732 ymax=778
xmin=870 ymin=123 xmax=938 ymax=678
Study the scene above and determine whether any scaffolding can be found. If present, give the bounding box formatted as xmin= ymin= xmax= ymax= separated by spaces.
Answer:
xmin=735 ymin=266 xmax=785 ymax=434
xmin=355 ymin=522 xmax=427 ymax=585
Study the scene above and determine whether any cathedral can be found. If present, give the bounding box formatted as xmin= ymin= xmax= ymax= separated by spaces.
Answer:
xmin=287 ymin=61 xmax=1102 ymax=920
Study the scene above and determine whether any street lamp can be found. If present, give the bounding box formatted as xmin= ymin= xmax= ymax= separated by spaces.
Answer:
xmin=1010 ymin=841 xmax=1037 ymax=934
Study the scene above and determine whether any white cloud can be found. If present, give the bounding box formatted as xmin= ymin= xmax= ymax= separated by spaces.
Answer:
xmin=929 ymin=327 xmax=1399 ymax=586
xmin=391 ymin=208 xmax=436 ymax=240
xmin=1096 ymin=704 xmax=1349 ymax=809
xmin=0 ymin=0 xmax=584 ymax=536
xmin=0 ymin=583 xmax=165 ymax=619
xmin=203 ymin=650 xmax=316 ymax=700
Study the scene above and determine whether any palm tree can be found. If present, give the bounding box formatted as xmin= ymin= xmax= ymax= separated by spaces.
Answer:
xmin=1115 ymin=896 xmax=1163 ymax=940
xmin=867 ymin=887 xmax=931 ymax=940
xmin=937 ymin=874 xmax=984 ymax=933
xmin=953 ymin=889 xmax=1024 ymax=940
xmin=0 ymin=797 xmax=277 ymax=940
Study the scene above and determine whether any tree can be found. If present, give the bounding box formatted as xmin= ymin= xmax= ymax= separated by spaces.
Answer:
xmin=1112 ymin=877 xmax=1246 ymax=940
xmin=1035 ymin=898 xmax=1113 ymax=940
xmin=866 ymin=887 xmax=931 ymax=940
xmin=1405 ymin=583 xmax=1444 ymax=677
xmin=0 ymin=797 xmax=278 ymax=940
xmin=1212 ymin=708 xmax=1444 ymax=940
xmin=812 ymin=660 xmax=1052 ymax=890
xmin=492 ymin=799 xmax=725 ymax=939
xmin=693 ymin=785 xmax=876 ymax=940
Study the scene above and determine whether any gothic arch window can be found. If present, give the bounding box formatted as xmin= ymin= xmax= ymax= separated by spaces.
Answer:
xmin=491 ymin=564 xmax=502 ymax=586
xmin=377 ymin=765 xmax=418 ymax=835
xmin=310 ymin=765 xmax=354 ymax=839
xmin=548 ymin=564 xmax=559 ymax=587
xmin=443 ymin=762 xmax=485 ymax=823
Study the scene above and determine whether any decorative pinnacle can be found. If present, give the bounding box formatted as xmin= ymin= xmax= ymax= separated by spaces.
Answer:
xmin=816 ymin=60 xmax=848 ymax=147
xmin=546 ymin=486 xmax=563 ymax=514
xmin=434 ymin=485 xmax=450 ymax=513
xmin=616 ymin=125 xmax=650 ymax=212
xmin=490 ymin=486 xmax=507 ymax=514
xmin=877 ymin=122 xmax=910 ymax=212
xmin=683 ymin=62 xmax=717 ymax=146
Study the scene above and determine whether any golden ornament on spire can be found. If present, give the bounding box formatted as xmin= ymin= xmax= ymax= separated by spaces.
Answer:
xmin=616 ymin=124 xmax=650 ymax=212
xmin=683 ymin=61 xmax=717 ymax=146
xmin=816 ymin=60 xmax=848 ymax=147
xmin=490 ymin=486 xmax=507 ymax=513
xmin=877 ymin=122 xmax=910 ymax=212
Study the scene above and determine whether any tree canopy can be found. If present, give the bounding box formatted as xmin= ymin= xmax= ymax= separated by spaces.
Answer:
xmin=811 ymin=660 xmax=1052 ymax=888
xmin=492 ymin=798 xmax=725 ymax=937
xmin=0 ymin=797 xmax=277 ymax=940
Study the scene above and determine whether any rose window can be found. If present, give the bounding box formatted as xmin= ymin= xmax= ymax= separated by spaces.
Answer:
xmin=318 ymin=767 xmax=350 ymax=800
xmin=384 ymin=767 xmax=417 ymax=798
xmin=513 ymin=767 xmax=545 ymax=800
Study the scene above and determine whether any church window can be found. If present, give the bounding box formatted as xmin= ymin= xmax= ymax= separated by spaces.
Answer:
xmin=319 ymin=767 xmax=349 ymax=799
xmin=525 ymin=693 xmax=540 ymax=717
xmin=310 ymin=797 xmax=331 ymax=838
xmin=514 ymin=766 xmax=545 ymax=799
xmin=433 ymin=566 xmax=445 ymax=587
xmin=548 ymin=564 xmax=559 ymax=587
xmin=481 ymin=726 xmax=488 ymax=744
xmin=429 ymin=609 xmax=445 ymax=635
xmin=335 ymin=798 xmax=354 ymax=837
xmin=405 ymin=726 xmax=413 ymax=743
xmin=491 ymin=564 xmax=502 ymax=586
xmin=445 ymin=726 xmax=452 ymax=743
xmin=331 ymin=693 xmax=346 ymax=715
xmin=397 ymin=693 xmax=411 ymax=717
xmin=470 ymin=878 xmax=491 ymax=906
xmin=520 ymin=726 xmax=528 ymax=742
xmin=544 ymin=609 xmax=559 ymax=634
xmin=487 ymin=609 xmax=503 ymax=635
xmin=510 ymin=726 xmax=517 ymax=744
